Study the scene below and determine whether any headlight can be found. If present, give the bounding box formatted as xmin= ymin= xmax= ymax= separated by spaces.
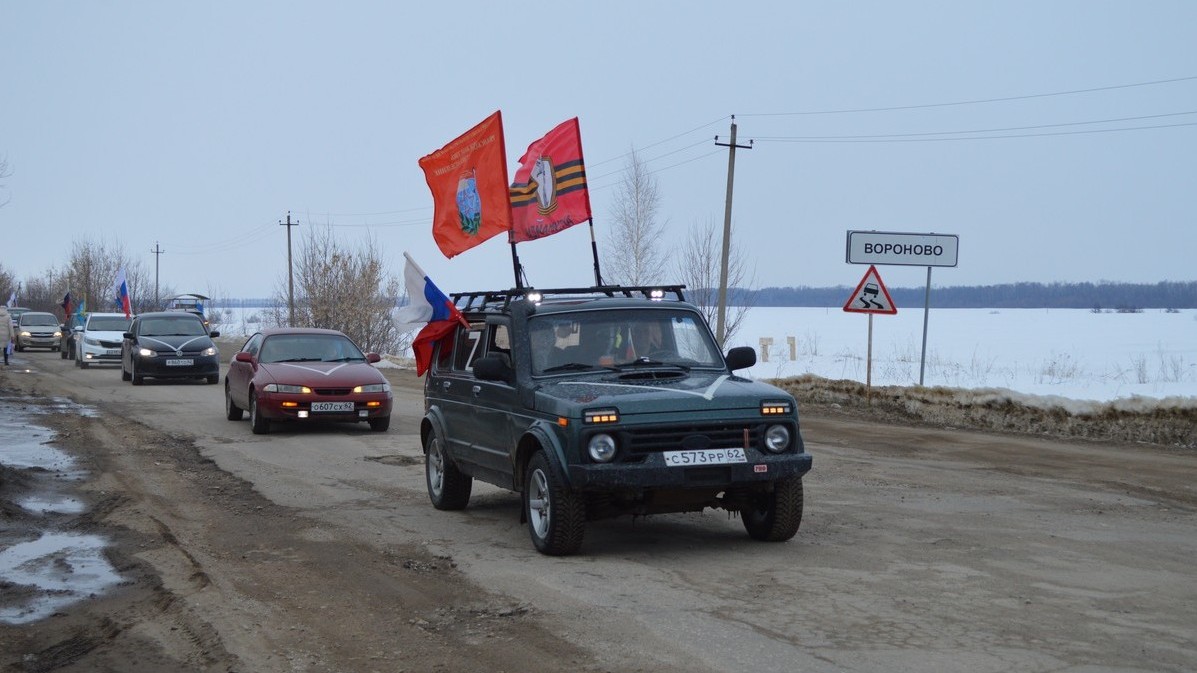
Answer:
xmin=201 ymin=347 xmax=218 ymax=356
xmin=53 ymin=331 xmax=63 ymax=338
xmin=587 ymin=433 xmax=617 ymax=463
xmin=19 ymin=331 xmax=30 ymax=337
xmin=263 ymin=383 xmax=312 ymax=394
xmin=84 ymin=337 xmax=100 ymax=346
xmin=353 ymin=383 xmax=390 ymax=393
xmin=763 ymin=424 xmax=791 ymax=453
xmin=137 ymin=347 xmax=155 ymax=357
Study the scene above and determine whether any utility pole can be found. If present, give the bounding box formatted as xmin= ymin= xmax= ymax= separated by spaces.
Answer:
xmin=151 ymin=242 xmax=165 ymax=307
xmin=280 ymin=211 xmax=299 ymax=326
xmin=714 ymin=116 xmax=752 ymax=346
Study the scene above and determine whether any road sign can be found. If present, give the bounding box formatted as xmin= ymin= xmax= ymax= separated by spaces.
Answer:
xmin=846 ymin=230 xmax=959 ymax=267
xmin=843 ymin=265 xmax=897 ymax=314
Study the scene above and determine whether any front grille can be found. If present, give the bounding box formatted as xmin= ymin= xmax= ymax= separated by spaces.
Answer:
xmin=622 ymin=422 xmax=761 ymax=455
xmin=99 ymin=339 xmax=121 ymax=348
xmin=314 ymin=387 xmax=351 ymax=396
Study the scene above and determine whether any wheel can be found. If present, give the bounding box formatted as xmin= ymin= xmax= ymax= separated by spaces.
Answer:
xmin=68 ymin=346 xmax=75 ymax=361
xmin=368 ymin=416 xmax=390 ymax=432
xmin=60 ymin=346 xmax=67 ymax=359
xmin=206 ymin=374 xmax=219 ymax=385
xmin=425 ymin=428 xmax=471 ymax=510
xmin=225 ymin=382 xmax=244 ymax=421
xmin=249 ymin=391 xmax=270 ymax=434
xmin=15 ymin=342 xmax=23 ymax=352
xmin=79 ymin=360 xmax=89 ymax=369
xmin=525 ymin=451 xmax=585 ymax=555
xmin=741 ymin=477 xmax=804 ymax=542
xmin=131 ymin=359 xmax=144 ymax=385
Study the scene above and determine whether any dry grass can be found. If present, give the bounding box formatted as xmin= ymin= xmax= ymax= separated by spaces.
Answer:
xmin=774 ymin=374 xmax=1197 ymax=450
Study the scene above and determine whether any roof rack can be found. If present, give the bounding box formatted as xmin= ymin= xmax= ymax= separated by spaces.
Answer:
xmin=451 ymin=285 xmax=687 ymax=312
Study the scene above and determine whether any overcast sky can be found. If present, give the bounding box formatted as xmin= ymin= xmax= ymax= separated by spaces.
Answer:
xmin=3 ymin=1 xmax=1195 ymax=300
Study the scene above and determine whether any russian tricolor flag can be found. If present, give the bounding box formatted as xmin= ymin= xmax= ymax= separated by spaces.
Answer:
xmin=112 ymin=268 xmax=131 ymax=318
xmin=393 ymin=252 xmax=469 ymax=376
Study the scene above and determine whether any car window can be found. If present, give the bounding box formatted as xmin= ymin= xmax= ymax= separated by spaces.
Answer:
xmin=20 ymin=314 xmax=58 ymax=326
xmin=140 ymin=317 xmax=206 ymax=336
xmin=259 ymin=334 xmax=364 ymax=363
xmin=242 ymin=333 xmax=263 ymax=357
xmin=87 ymin=316 xmax=131 ymax=331
xmin=451 ymin=323 xmax=484 ymax=371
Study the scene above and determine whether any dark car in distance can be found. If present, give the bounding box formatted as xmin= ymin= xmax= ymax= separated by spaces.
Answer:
xmin=224 ymin=327 xmax=392 ymax=434
xmin=420 ymin=285 xmax=812 ymax=555
xmin=121 ymin=311 xmax=220 ymax=385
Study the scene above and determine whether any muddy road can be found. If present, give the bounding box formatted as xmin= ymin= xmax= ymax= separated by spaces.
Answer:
xmin=2 ymin=349 xmax=1195 ymax=672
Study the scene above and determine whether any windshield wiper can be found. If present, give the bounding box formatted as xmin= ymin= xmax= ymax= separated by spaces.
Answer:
xmin=617 ymin=357 xmax=691 ymax=372
xmin=270 ymin=357 xmax=321 ymax=363
xmin=542 ymin=361 xmax=618 ymax=373
xmin=323 ymin=356 xmax=364 ymax=362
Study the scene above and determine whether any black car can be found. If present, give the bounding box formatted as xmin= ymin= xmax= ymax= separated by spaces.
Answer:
xmin=121 ymin=311 xmax=221 ymax=385
xmin=421 ymin=285 xmax=812 ymax=555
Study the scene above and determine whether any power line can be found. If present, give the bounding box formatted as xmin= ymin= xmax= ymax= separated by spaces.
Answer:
xmin=757 ymin=121 xmax=1197 ymax=143
xmin=739 ymin=74 xmax=1197 ymax=117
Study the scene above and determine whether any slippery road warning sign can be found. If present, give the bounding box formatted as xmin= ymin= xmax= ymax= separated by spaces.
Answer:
xmin=843 ymin=265 xmax=897 ymax=314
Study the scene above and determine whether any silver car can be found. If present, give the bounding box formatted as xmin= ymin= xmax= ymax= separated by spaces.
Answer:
xmin=15 ymin=311 xmax=63 ymax=352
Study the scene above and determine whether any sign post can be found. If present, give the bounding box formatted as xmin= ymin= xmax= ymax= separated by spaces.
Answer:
xmin=846 ymin=231 xmax=959 ymax=386
xmin=843 ymin=265 xmax=897 ymax=400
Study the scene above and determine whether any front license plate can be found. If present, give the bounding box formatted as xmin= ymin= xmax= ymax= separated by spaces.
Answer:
xmin=663 ymin=448 xmax=747 ymax=467
xmin=311 ymin=401 xmax=354 ymax=412
xmin=165 ymin=358 xmax=194 ymax=366
xmin=105 ymin=349 xmax=120 ymax=355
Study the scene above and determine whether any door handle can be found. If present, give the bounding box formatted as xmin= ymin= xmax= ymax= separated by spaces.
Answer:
xmin=471 ymin=385 xmax=482 ymax=396
xmin=442 ymin=380 xmax=451 ymax=390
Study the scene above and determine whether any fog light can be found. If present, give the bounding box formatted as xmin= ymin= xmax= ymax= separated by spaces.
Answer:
xmin=588 ymin=433 xmax=617 ymax=462
xmin=297 ymin=410 xmax=309 ymax=419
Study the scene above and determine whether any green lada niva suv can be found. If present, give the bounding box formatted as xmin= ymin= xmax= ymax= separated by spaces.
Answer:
xmin=421 ymin=285 xmax=812 ymax=555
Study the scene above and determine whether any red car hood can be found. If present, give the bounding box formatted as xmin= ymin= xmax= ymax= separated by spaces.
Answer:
xmin=257 ymin=361 xmax=386 ymax=387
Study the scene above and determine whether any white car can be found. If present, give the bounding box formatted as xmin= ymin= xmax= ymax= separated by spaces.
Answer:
xmin=75 ymin=312 xmax=133 ymax=368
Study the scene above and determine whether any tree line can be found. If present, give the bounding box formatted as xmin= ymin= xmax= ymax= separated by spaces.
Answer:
xmin=747 ymin=280 xmax=1197 ymax=309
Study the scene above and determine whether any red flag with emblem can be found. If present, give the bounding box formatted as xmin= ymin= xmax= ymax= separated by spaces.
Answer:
xmin=509 ymin=117 xmax=592 ymax=243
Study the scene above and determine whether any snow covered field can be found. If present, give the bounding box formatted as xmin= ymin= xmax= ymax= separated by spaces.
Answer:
xmin=731 ymin=307 xmax=1197 ymax=403
xmin=213 ymin=305 xmax=1196 ymax=404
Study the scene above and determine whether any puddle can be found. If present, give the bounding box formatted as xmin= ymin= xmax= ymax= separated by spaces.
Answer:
xmin=0 ymin=395 xmax=122 ymax=625
xmin=0 ymin=533 xmax=123 ymax=624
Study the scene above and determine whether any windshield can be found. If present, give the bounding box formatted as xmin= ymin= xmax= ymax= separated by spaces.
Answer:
xmin=258 ymin=334 xmax=365 ymax=363
xmin=88 ymin=316 xmax=132 ymax=331
xmin=140 ymin=317 xmax=207 ymax=337
xmin=529 ymin=308 xmax=724 ymax=375
xmin=21 ymin=314 xmax=58 ymax=326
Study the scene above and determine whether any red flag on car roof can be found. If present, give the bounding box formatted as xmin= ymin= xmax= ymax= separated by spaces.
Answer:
xmin=419 ymin=111 xmax=513 ymax=259
xmin=509 ymin=117 xmax=592 ymax=243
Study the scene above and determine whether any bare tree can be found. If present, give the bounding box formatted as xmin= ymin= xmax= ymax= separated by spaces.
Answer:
xmin=0 ymin=155 xmax=11 ymax=209
xmin=59 ymin=236 xmax=150 ymax=314
xmin=603 ymin=149 xmax=669 ymax=285
xmin=269 ymin=224 xmax=403 ymax=354
xmin=675 ymin=217 xmax=755 ymax=347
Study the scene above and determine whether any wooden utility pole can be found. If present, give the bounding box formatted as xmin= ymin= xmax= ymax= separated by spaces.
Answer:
xmin=714 ymin=116 xmax=752 ymax=346
xmin=151 ymin=242 xmax=165 ymax=307
xmin=280 ymin=212 xmax=298 ymax=326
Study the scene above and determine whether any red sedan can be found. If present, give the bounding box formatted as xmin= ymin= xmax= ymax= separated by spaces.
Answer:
xmin=224 ymin=328 xmax=393 ymax=434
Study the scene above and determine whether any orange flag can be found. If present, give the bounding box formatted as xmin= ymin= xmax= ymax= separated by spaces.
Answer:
xmin=419 ymin=111 xmax=513 ymax=258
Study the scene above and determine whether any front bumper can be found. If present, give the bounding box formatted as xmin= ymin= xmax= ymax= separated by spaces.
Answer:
xmin=19 ymin=334 xmax=59 ymax=349
xmin=567 ymin=450 xmax=812 ymax=490
xmin=256 ymin=393 xmax=393 ymax=422
xmin=132 ymin=354 xmax=221 ymax=378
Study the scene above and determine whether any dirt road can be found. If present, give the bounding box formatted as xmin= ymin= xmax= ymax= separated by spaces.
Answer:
xmin=2 ymin=349 xmax=1195 ymax=672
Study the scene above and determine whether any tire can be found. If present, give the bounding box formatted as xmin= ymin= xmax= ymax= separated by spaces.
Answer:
xmin=68 ymin=347 xmax=75 ymax=361
xmin=368 ymin=416 xmax=390 ymax=432
xmin=225 ymin=382 xmax=244 ymax=421
xmin=741 ymin=477 xmax=804 ymax=542
xmin=425 ymin=428 xmax=471 ymax=510
xmin=79 ymin=361 xmax=89 ymax=369
xmin=525 ymin=451 xmax=585 ymax=555
xmin=131 ymin=359 xmax=144 ymax=386
xmin=206 ymin=374 xmax=219 ymax=385
xmin=249 ymin=391 xmax=270 ymax=434
xmin=60 ymin=346 xmax=67 ymax=359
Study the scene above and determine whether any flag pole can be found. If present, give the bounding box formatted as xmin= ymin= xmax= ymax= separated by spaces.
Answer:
xmin=588 ymin=218 xmax=604 ymax=286
xmin=509 ymin=240 xmax=524 ymax=289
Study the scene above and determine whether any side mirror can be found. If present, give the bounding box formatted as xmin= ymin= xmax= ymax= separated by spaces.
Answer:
xmin=73 ymin=326 xmax=84 ymax=332
xmin=234 ymin=352 xmax=254 ymax=363
xmin=122 ymin=332 xmax=134 ymax=339
xmin=208 ymin=330 xmax=221 ymax=338
xmin=473 ymin=354 xmax=514 ymax=383
xmin=366 ymin=353 xmax=382 ymax=363
xmin=725 ymin=346 xmax=757 ymax=371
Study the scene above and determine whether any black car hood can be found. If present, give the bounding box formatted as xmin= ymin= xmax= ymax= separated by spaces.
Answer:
xmin=535 ymin=369 xmax=787 ymax=416
xmin=135 ymin=334 xmax=214 ymax=353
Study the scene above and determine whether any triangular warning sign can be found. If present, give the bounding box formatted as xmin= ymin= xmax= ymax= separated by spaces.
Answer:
xmin=843 ymin=265 xmax=898 ymax=314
